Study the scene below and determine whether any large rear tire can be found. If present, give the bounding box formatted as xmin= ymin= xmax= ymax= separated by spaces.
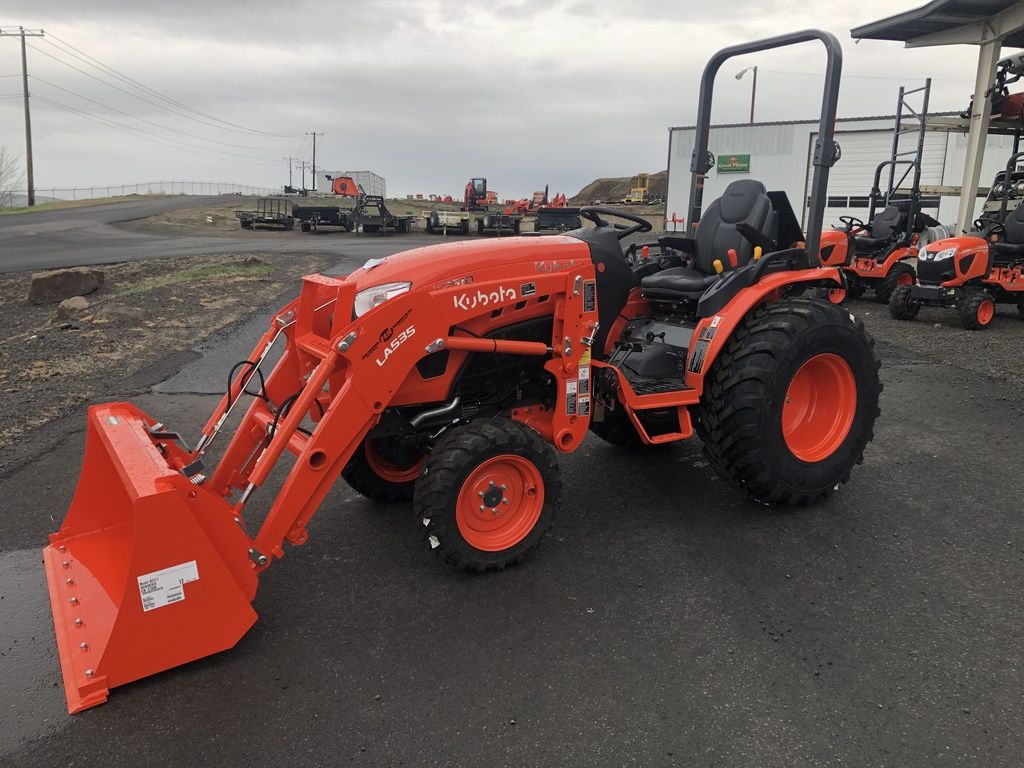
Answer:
xmin=342 ymin=437 xmax=424 ymax=503
xmin=414 ymin=418 xmax=559 ymax=572
xmin=696 ymin=298 xmax=881 ymax=505
xmin=888 ymin=285 xmax=920 ymax=320
xmin=960 ymin=290 xmax=996 ymax=330
xmin=875 ymin=261 xmax=915 ymax=303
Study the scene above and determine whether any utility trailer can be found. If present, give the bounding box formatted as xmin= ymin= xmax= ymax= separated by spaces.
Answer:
xmin=424 ymin=209 xmax=472 ymax=235
xmin=235 ymin=198 xmax=294 ymax=230
xmin=353 ymin=194 xmax=416 ymax=234
xmin=534 ymin=206 xmax=582 ymax=232
xmin=476 ymin=212 xmax=522 ymax=235
xmin=292 ymin=203 xmax=355 ymax=233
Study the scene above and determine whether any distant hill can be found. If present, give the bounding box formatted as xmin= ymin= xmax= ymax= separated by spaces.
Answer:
xmin=570 ymin=171 xmax=667 ymax=205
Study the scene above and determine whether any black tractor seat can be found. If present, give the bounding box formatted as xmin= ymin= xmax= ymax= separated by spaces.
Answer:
xmin=992 ymin=201 xmax=1024 ymax=265
xmin=640 ymin=179 xmax=777 ymax=301
xmin=853 ymin=204 xmax=905 ymax=252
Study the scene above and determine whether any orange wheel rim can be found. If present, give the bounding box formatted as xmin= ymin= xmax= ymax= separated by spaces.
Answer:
xmin=828 ymin=288 xmax=846 ymax=304
xmin=455 ymin=454 xmax=544 ymax=551
xmin=896 ymin=271 xmax=914 ymax=287
xmin=978 ymin=299 xmax=995 ymax=325
xmin=782 ymin=353 xmax=857 ymax=462
xmin=364 ymin=440 xmax=424 ymax=484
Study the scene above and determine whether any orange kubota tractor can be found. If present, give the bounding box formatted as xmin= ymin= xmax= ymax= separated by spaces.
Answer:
xmin=44 ymin=29 xmax=880 ymax=714
xmin=818 ymin=159 xmax=940 ymax=303
xmin=889 ymin=151 xmax=1024 ymax=329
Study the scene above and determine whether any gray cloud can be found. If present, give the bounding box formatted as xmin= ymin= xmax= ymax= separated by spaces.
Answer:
xmin=0 ymin=0 xmax=994 ymax=198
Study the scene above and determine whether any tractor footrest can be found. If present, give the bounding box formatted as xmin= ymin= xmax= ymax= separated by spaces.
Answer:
xmin=620 ymin=369 xmax=691 ymax=396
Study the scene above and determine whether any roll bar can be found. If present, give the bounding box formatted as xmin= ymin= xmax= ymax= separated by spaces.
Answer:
xmin=869 ymin=159 xmax=922 ymax=242
xmin=686 ymin=29 xmax=843 ymax=258
xmin=999 ymin=151 xmax=1024 ymax=221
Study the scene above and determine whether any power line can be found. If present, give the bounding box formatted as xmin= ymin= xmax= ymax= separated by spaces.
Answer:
xmin=33 ymin=94 xmax=278 ymax=167
xmin=43 ymin=32 xmax=299 ymax=138
xmin=26 ymin=41 xmax=296 ymax=142
xmin=30 ymin=74 xmax=288 ymax=153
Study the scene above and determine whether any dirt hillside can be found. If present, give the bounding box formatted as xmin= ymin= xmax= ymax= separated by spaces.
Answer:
xmin=570 ymin=171 xmax=668 ymax=205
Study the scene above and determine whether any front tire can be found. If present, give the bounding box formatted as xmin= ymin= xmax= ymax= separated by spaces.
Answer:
xmin=414 ymin=418 xmax=560 ymax=572
xmin=875 ymin=261 xmax=915 ymax=303
xmin=888 ymin=285 xmax=920 ymax=320
xmin=960 ymin=290 xmax=996 ymax=330
xmin=697 ymin=298 xmax=881 ymax=505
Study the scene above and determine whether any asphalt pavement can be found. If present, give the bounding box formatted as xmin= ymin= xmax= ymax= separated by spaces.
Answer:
xmin=0 ymin=220 xmax=1022 ymax=767
xmin=0 ymin=196 xmax=442 ymax=273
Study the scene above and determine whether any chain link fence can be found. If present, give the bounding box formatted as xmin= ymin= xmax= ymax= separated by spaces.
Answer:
xmin=28 ymin=181 xmax=281 ymax=202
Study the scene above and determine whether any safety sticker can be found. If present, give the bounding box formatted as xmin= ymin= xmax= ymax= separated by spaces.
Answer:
xmin=578 ymin=364 xmax=590 ymax=395
xmin=520 ymin=281 xmax=537 ymax=297
xmin=580 ymin=347 xmax=592 ymax=365
xmin=137 ymin=561 xmax=199 ymax=612
xmin=578 ymin=396 xmax=591 ymax=416
xmin=583 ymin=280 xmax=597 ymax=313
xmin=566 ymin=380 xmax=578 ymax=415
xmin=688 ymin=339 xmax=710 ymax=374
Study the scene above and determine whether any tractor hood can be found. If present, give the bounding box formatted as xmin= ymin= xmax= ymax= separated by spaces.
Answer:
xmin=346 ymin=235 xmax=592 ymax=292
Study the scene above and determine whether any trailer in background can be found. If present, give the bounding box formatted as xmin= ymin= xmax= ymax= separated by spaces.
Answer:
xmin=424 ymin=209 xmax=472 ymax=234
xmin=353 ymin=195 xmax=415 ymax=233
xmin=477 ymin=212 xmax=521 ymax=235
xmin=235 ymin=198 xmax=294 ymax=230
xmin=533 ymin=206 xmax=582 ymax=232
xmin=292 ymin=203 xmax=355 ymax=233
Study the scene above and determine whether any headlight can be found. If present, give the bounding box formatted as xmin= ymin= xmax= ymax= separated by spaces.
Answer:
xmin=353 ymin=281 xmax=412 ymax=317
xmin=921 ymin=247 xmax=956 ymax=261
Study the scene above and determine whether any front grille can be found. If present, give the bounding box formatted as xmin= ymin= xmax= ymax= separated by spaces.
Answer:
xmin=917 ymin=256 xmax=955 ymax=284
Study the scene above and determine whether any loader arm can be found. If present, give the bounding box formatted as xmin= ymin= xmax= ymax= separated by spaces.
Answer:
xmin=44 ymin=263 xmax=599 ymax=713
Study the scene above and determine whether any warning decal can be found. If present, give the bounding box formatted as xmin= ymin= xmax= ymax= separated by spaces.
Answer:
xmin=138 ymin=561 xmax=199 ymax=612
xmin=578 ymin=396 xmax=591 ymax=416
xmin=688 ymin=318 xmax=721 ymax=374
xmin=583 ymin=280 xmax=597 ymax=313
xmin=566 ymin=380 xmax=578 ymax=415
xmin=578 ymin=365 xmax=590 ymax=395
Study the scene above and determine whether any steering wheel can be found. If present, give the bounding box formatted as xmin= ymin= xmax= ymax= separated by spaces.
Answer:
xmin=579 ymin=207 xmax=653 ymax=240
xmin=839 ymin=215 xmax=866 ymax=233
xmin=974 ymin=217 xmax=1004 ymax=237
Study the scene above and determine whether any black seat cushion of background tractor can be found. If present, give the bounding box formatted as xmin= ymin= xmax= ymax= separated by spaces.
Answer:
xmin=640 ymin=267 xmax=718 ymax=297
xmin=853 ymin=235 xmax=889 ymax=250
xmin=640 ymin=179 xmax=774 ymax=299
xmin=1001 ymin=200 xmax=1024 ymax=245
xmin=991 ymin=241 xmax=1024 ymax=257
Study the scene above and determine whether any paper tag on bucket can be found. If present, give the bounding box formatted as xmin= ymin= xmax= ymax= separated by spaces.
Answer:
xmin=137 ymin=561 xmax=199 ymax=612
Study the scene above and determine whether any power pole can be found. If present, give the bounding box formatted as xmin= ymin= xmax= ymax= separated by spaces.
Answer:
xmin=300 ymin=161 xmax=309 ymax=192
xmin=1 ymin=26 xmax=44 ymax=206
xmin=306 ymin=131 xmax=323 ymax=192
xmin=283 ymin=156 xmax=294 ymax=188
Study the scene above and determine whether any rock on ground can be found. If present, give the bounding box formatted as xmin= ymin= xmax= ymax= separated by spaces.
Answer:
xmin=28 ymin=267 xmax=105 ymax=305
xmin=51 ymin=296 xmax=90 ymax=323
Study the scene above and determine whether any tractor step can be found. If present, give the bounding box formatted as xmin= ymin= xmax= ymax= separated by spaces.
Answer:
xmin=620 ymin=368 xmax=691 ymax=396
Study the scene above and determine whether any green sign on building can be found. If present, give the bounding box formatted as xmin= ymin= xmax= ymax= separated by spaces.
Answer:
xmin=717 ymin=153 xmax=751 ymax=173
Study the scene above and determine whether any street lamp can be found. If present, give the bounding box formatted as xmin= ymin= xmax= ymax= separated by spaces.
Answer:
xmin=735 ymin=65 xmax=758 ymax=124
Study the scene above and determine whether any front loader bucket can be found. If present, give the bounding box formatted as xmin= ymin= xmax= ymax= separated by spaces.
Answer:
xmin=43 ymin=403 xmax=258 ymax=713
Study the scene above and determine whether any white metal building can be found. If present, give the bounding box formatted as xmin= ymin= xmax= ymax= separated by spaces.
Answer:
xmin=665 ymin=115 xmax=1019 ymax=231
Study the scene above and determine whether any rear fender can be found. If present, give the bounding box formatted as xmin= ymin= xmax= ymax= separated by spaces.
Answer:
xmin=683 ymin=267 xmax=843 ymax=393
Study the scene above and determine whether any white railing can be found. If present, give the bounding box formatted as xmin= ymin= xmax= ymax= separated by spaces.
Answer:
xmin=26 ymin=181 xmax=281 ymax=201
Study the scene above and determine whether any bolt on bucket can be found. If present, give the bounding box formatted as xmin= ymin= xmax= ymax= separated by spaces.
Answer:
xmin=43 ymin=402 xmax=258 ymax=713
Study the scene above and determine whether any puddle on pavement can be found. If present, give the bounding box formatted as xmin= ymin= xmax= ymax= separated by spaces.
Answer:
xmin=0 ymin=548 xmax=71 ymax=756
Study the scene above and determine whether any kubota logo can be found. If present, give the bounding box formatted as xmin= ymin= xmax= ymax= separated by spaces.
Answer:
xmin=452 ymin=286 xmax=517 ymax=310
xmin=376 ymin=325 xmax=415 ymax=366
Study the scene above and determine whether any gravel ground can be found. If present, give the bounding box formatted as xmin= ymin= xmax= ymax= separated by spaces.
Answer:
xmin=0 ymin=251 xmax=334 ymax=465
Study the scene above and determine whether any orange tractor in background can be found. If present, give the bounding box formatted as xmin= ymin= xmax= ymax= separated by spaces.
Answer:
xmin=889 ymin=151 xmax=1024 ymax=329
xmin=818 ymin=159 xmax=940 ymax=303
xmin=43 ymin=29 xmax=880 ymax=715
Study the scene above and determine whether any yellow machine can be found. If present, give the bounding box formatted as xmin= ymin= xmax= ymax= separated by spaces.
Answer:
xmin=623 ymin=172 xmax=650 ymax=204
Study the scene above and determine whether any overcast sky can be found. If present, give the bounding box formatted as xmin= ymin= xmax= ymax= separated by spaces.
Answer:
xmin=0 ymin=0 xmax=1000 ymax=199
